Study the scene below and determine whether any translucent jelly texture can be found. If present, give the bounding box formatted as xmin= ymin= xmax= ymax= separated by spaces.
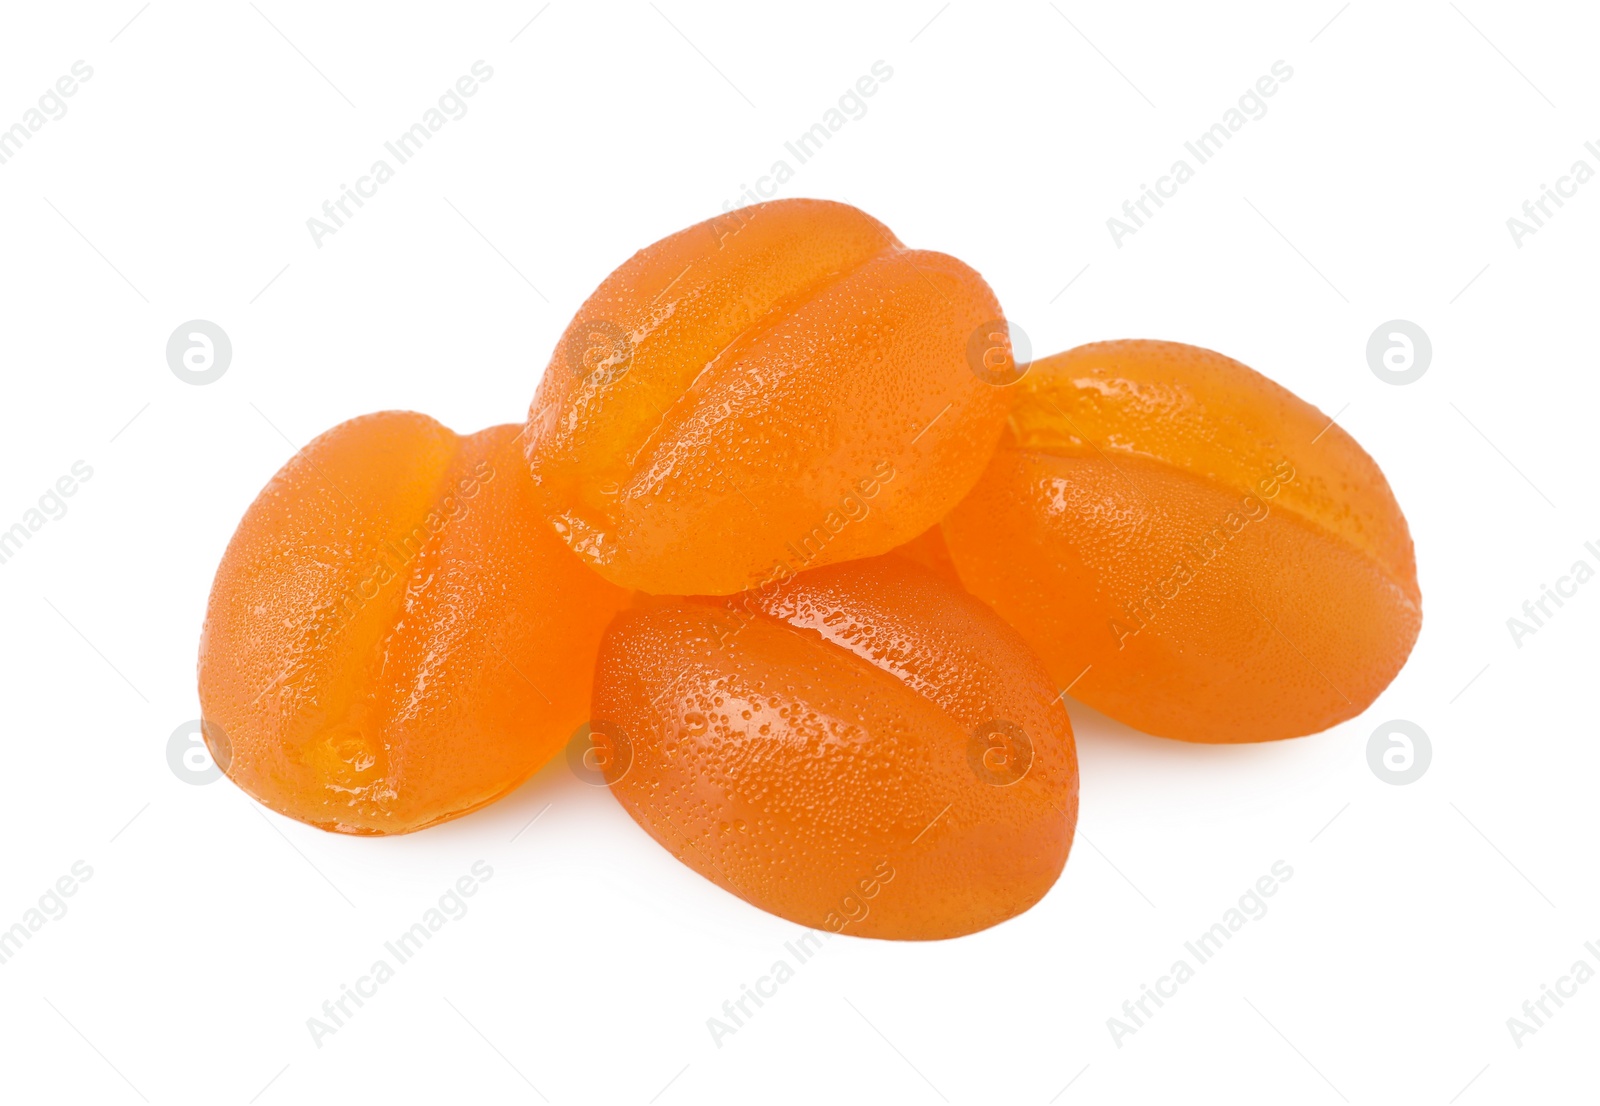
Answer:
xmin=524 ymin=198 xmax=1014 ymax=596
xmin=592 ymin=555 xmax=1078 ymax=940
xmin=944 ymin=340 xmax=1422 ymax=743
xmin=198 ymin=412 xmax=629 ymax=834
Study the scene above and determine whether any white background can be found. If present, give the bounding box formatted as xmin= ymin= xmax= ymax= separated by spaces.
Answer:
xmin=0 ymin=2 xmax=1594 ymax=1103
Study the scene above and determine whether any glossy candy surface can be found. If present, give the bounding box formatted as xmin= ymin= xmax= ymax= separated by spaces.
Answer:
xmin=944 ymin=340 xmax=1422 ymax=743
xmin=524 ymin=198 xmax=1015 ymax=596
xmin=592 ymin=555 xmax=1078 ymax=940
xmin=198 ymin=412 xmax=629 ymax=834
xmin=887 ymin=524 xmax=963 ymax=583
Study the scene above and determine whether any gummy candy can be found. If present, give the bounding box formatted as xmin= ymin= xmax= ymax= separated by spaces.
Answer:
xmin=943 ymin=340 xmax=1421 ymax=743
xmin=198 ymin=412 xmax=628 ymax=834
xmin=591 ymin=554 xmax=1077 ymax=939
xmin=524 ymin=198 xmax=1014 ymax=596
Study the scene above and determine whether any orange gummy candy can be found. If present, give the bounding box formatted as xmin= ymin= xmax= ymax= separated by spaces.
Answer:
xmin=524 ymin=198 xmax=1015 ymax=596
xmin=592 ymin=554 xmax=1078 ymax=940
xmin=944 ymin=340 xmax=1422 ymax=743
xmin=198 ymin=412 xmax=629 ymax=834
xmin=887 ymin=523 xmax=963 ymax=583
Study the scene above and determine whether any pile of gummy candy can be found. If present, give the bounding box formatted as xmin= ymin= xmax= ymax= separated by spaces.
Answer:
xmin=198 ymin=199 xmax=1420 ymax=940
